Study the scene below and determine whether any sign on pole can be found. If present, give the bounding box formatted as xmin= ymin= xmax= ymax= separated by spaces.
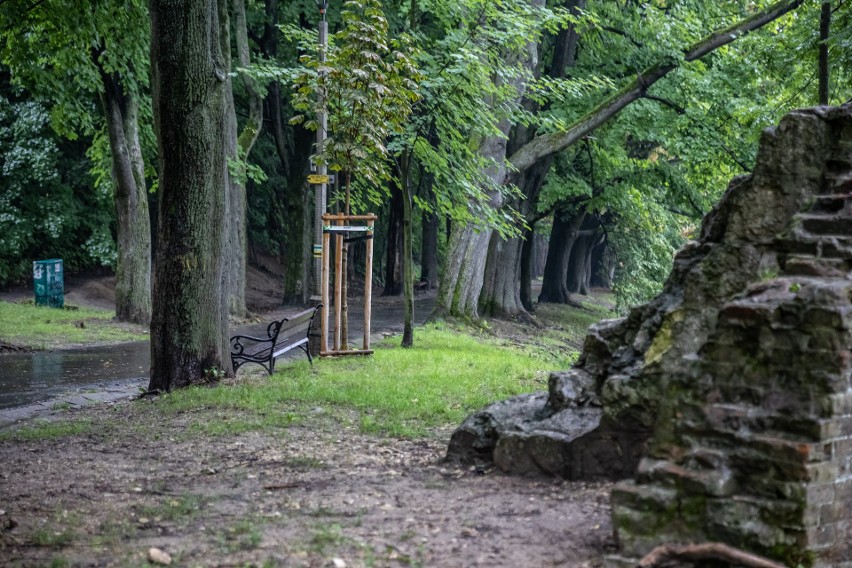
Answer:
xmin=308 ymin=174 xmax=331 ymax=185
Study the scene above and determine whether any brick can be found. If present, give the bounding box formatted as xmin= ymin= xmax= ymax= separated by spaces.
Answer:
xmin=807 ymin=483 xmax=837 ymax=507
xmin=807 ymin=522 xmax=837 ymax=547
xmin=807 ymin=462 xmax=840 ymax=484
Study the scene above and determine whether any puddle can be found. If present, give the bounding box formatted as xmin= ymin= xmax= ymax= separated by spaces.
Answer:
xmin=0 ymin=342 xmax=149 ymax=409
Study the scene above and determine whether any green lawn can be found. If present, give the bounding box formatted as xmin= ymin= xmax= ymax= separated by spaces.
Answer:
xmin=0 ymin=300 xmax=148 ymax=350
xmin=2 ymin=293 xmax=616 ymax=442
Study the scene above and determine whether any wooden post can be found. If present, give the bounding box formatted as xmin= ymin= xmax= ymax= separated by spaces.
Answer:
xmin=363 ymin=217 xmax=374 ymax=350
xmin=334 ymin=218 xmax=343 ymax=351
xmin=321 ymin=226 xmax=330 ymax=354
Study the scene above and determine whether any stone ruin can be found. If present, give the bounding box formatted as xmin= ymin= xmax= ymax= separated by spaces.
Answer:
xmin=447 ymin=104 xmax=852 ymax=567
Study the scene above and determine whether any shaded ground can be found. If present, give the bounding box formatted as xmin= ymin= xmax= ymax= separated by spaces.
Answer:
xmin=0 ymin=267 xmax=616 ymax=567
xmin=0 ymin=402 xmax=613 ymax=567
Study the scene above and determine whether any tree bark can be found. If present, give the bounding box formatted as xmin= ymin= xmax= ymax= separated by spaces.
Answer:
xmin=507 ymin=0 xmax=805 ymax=173
xmin=589 ymin=239 xmax=613 ymax=288
xmin=383 ymin=180 xmax=404 ymax=295
xmin=401 ymin=159 xmax=414 ymax=347
xmin=538 ymin=212 xmax=584 ymax=306
xmin=420 ymin=207 xmax=439 ymax=289
xmin=567 ymin=233 xmax=592 ymax=295
xmin=149 ymin=0 xmax=232 ymax=391
xmin=98 ymin=73 xmax=152 ymax=325
xmin=818 ymin=1 xmax=831 ymax=105
xmin=220 ymin=1 xmax=241 ymax=317
xmin=221 ymin=0 xmax=263 ymax=317
xmin=519 ymin=226 xmax=535 ymax=311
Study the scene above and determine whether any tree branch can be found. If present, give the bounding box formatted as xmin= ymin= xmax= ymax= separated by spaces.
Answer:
xmin=643 ymin=94 xmax=685 ymax=114
xmin=598 ymin=25 xmax=644 ymax=48
xmin=508 ymin=0 xmax=804 ymax=173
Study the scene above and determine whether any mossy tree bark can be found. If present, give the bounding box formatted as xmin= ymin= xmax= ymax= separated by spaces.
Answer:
xmin=149 ymin=0 xmax=232 ymax=391
xmin=98 ymin=72 xmax=152 ymax=325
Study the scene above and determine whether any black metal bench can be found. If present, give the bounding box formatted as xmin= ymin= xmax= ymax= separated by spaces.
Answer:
xmin=229 ymin=305 xmax=321 ymax=375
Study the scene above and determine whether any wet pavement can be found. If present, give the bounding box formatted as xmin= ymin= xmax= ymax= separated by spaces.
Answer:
xmin=0 ymin=294 xmax=436 ymax=428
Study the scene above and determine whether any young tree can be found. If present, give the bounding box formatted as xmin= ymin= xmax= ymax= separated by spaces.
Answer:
xmin=149 ymin=0 xmax=232 ymax=390
xmin=291 ymin=0 xmax=419 ymax=347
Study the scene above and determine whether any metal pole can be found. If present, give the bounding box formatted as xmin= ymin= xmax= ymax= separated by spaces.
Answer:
xmin=313 ymin=2 xmax=328 ymax=301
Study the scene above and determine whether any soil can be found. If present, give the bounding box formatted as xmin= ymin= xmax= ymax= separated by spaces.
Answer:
xmin=0 ymin=263 xmax=616 ymax=567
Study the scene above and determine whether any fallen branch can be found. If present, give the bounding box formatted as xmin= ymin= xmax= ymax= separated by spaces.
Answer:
xmin=638 ymin=543 xmax=787 ymax=568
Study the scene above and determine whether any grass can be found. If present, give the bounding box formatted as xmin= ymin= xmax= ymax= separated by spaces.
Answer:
xmin=139 ymin=493 xmax=208 ymax=524
xmin=158 ymin=323 xmax=553 ymax=438
xmin=2 ymin=292 xmax=615 ymax=442
xmin=0 ymin=418 xmax=96 ymax=441
xmin=0 ymin=300 xmax=147 ymax=349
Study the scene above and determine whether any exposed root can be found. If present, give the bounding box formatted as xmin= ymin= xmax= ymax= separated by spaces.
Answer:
xmin=638 ymin=543 xmax=787 ymax=568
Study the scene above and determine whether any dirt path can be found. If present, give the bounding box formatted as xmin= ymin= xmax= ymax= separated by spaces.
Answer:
xmin=1 ymin=271 xmax=614 ymax=567
xmin=0 ymin=401 xmax=613 ymax=567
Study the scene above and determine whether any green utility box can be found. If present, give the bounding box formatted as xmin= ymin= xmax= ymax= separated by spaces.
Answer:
xmin=33 ymin=259 xmax=64 ymax=308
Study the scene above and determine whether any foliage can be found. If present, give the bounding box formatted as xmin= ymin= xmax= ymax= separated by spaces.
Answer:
xmin=290 ymin=0 xmax=420 ymax=209
xmin=0 ymin=85 xmax=114 ymax=285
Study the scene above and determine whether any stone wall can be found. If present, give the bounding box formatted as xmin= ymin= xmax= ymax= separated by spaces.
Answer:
xmin=609 ymin=107 xmax=852 ymax=567
xmin=446 ymin=104 xmax=852 ymax=566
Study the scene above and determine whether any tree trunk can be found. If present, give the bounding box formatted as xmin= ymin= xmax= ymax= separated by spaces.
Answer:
xmin=589 ymin=239 xmax=613 ymax=289
xmin=481 ymin=232 xmax=527 ymax=319
xmin=383 ymin=180 xmax=404 ymax=295
xmin=99 ymin=74 xmax=152 ymax=325
xmin=224 ymin=0 xmax=264 ymax=317
xmin=538 ymin=212 xmax=584 ymax=306
xmin=402 ymin=160 xmax=414 ymax=347
xmin=149 ymin=0 xmax=231 ymax=391
xmin=520 ymin=226 xmax=535 ymax=311
xmin=479 ymin=156 xmax=552 ymax=319
xmin=818 ymin=1 xmax=831 ymax=105
xmin=534 ymin=229 xmax=547 ymax=277
xmin=434 ymin=0 xmax=544 ymax=321
xmin=479 ymin=0 xmax=582 ymax=319
xmin=567 ymin=233 xmax=592 ymax=295
xmin=420 ymin=208 xmax=439 ymax=289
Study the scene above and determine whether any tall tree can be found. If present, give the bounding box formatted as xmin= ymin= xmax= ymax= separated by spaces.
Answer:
xmin=480 ymin=0 xmax=585 ymax=319
xmin=224 ymin=0 xmax=264 ymax=317
xmin=149 ymin=0 xmax=231 ymax=390
xmin=0 ymin=0 xmax=153 ymax=324
xmin=444 ymin=0 xmax=805 ymax=320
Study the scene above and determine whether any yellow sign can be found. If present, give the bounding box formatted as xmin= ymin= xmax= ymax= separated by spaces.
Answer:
xmin=307 ymin=174 xmax=330 ymax=184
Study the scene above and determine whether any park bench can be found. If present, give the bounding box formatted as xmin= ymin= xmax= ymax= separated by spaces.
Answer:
xmin=229 ymin=305 xmax=321 ymax=375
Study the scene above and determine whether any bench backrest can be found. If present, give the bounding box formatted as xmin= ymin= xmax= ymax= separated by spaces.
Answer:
xmin=273 ymin=305 xmax=320 ymax=342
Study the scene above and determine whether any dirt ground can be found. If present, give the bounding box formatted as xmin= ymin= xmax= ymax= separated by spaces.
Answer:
xmin=0 ymin=265 xmax=616 ymax=568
